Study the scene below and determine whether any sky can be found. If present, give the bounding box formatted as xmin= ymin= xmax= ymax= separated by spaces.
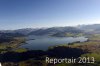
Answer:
xmin=0 ymin=0 xmax=100 ymax=30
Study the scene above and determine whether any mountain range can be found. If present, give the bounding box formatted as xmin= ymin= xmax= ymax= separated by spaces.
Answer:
xmin=0 ymin=24 xmax=100 ymax=37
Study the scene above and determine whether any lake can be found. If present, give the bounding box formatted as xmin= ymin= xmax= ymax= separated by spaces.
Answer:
xmin=19 ymin=35 xmax=88 ymax=50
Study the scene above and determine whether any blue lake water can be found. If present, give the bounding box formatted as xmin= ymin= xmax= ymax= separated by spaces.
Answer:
xmin=19 ymin=35 xmax=88 ymax=50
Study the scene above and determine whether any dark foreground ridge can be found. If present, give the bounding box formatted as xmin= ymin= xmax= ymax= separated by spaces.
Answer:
xmin=0 ymin=46 xmax=87 ymax=62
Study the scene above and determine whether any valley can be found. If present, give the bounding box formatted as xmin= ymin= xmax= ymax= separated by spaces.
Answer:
xmin=0 ymin=24 xmax=100 ymax=66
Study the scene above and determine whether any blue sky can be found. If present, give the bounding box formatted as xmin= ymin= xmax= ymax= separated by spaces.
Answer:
xmin=0 ymin=0 xmax=100 ymax=30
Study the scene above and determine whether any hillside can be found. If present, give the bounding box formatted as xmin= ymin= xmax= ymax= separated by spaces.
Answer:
xmin=1 ymin=24 xmax=100 ymax=37
xmin=29 ymin=27 xmax=83 ymax=36
xmin=78 ymin=24 xmax=100 ymax=34
xmin=0 ymin=27 xmax=84 ymax=37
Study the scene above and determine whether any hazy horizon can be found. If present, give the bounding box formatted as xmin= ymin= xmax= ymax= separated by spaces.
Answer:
xmin=0 ymin=0 xmax=100 ymax=30
xmin=0 ymin=23 xmax=100 ymax=30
